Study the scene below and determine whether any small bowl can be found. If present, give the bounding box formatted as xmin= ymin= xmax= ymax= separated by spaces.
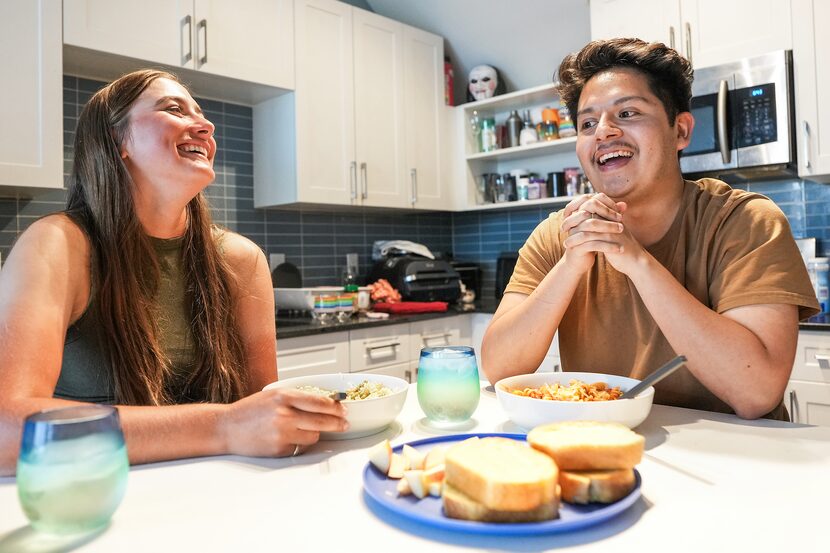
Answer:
xmin=495 ymin=372 xmax=654 ymax=430
xmin=263 ymin=373 xmax=408 ymax=440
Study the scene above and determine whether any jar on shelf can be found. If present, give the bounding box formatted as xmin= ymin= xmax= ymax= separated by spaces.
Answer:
xmin=519 ymin=109 xmax=539 ymax=146
xmin=536 ymin=107 xmax=560 ymax=141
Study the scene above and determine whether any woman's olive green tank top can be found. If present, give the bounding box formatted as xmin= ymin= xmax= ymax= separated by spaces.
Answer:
xmin=55 ymin=236 xmax=198 ymax=404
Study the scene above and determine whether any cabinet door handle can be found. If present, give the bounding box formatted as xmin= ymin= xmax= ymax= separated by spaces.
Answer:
xmin=816 ymin=353 xmax=830 ymax=370
xmin=789 ymin=390 xmax=799 ymax=423
xmin=669 ymin=26 xmax=676 ymax=50
xmin=366 ymin=341 xmax=400 ymax=360
xmin=350 ymin=161 xmax=358 ymax=200
xmin=367 ymin=342 xmax=400 ymax=352
xmin=360 ymin=162 xmax=368 ymax=199
xmin=684 ymin=22 xmax=692 ymax=65
xmin=197 ymin=18 xmax=208 ymax=67
xmin=802 ymin=120 xmax=812 ymax=170
xmin=181 ymin=15 xmax=193 ymax=65
xmin=410 ymin=168 xmax=418 ymax=205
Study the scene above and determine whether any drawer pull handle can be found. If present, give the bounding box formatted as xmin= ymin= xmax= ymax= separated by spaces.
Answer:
xmin=815 ymin=354 xmax=830 ymax=370
xmin=422 ymin=332 xmax=451 ymax=344
xmin=367 ymin=342 xmax=400 ymax=352
xmin=789 ymin=390 xmax=799 ymax=423
xmin=366 ymin=342 xmax=400 ymax=360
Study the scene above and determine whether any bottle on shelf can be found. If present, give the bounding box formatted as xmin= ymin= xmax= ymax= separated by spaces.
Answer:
xmin=480 ymin=117 xmax=498 ymax=152
xmin=469 ymin=110 xmax=481 ymax=152
xmin=505 ymin=110 xmax=522 ymax=148
xmin=519 ymin=109 xmax=539 ymax=146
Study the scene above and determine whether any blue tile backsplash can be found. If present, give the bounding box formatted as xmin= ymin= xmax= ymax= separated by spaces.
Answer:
xmin=0 ymin=75 xmax=827 ymax=302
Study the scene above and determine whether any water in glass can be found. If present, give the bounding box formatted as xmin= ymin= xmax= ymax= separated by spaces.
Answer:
xmin=417 ymin=346 xmax=480 ymax=425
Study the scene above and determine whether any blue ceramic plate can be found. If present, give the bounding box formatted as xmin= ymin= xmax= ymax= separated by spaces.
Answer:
xmin=362 ymin=433 xmax=641 ymax=536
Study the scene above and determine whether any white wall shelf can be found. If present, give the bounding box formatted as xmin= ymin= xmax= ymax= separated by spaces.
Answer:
xmin=466 ymin=136 xmax=577 ymax=163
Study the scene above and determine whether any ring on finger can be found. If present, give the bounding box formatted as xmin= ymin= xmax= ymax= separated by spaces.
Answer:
xmin=292 ymin=444 xmax=301 ymax=457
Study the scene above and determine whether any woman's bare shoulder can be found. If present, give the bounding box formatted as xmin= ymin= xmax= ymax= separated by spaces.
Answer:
xmin=214 ymin=227 xmax=264 ymax=266
xmin=13 ymin=213 xmax=89 ymax=259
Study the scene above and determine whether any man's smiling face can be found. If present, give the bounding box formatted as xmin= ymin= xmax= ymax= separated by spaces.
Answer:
xmin=575 ymin=67 xmax=693 ymax=203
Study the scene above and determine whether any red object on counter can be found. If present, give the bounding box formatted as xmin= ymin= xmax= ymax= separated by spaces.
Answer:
xmin=372 ymin=301 xmax=448 ymax=314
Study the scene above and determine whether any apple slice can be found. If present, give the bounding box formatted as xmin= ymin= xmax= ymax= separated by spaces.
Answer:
xmin=424 ymin=445 xmax=447 ymax=470
xmin=402 ymin=444 xmax=426 ymax=470
xmin=367 ymin=439 xmax=392 ymax=474
xmin=387 ymin=452 xmax=410 ymax=479
xmin=396 ymin=477 xmax=412 ymax=496
xmin=404 ymin=469 xmax=427 ymax=499
xmin=427 ymin=481 xmax=443 ymax=497
xmin=422 ymin=463 xmax=445 ymax=486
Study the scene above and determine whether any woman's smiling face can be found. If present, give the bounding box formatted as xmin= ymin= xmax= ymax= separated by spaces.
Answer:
xmin=575 ymin=67 xmax=693 ymax=203
xmin=119 ymin=77 xmax=217 ymax=200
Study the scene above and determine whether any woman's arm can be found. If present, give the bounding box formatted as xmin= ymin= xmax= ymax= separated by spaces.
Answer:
xmin=0 ymin=218 xmax=346 ymax=476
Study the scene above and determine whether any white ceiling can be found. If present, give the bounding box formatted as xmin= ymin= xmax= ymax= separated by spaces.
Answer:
xmin=365 ymin=0 xmax=591 ymax=102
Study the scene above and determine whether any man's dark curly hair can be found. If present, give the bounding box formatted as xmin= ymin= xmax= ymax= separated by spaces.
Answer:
xmin=556 ymin=38 xmax=693 ymax=126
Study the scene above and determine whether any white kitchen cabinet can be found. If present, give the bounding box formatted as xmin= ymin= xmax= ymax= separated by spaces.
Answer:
xmin=255 ymin=0 xmax=445 ymax=210
xmin=786 ymin=330 xmax=830 ymax=425
xmin=257 ymin=0 xmax=404 ymax=208
xmin=590 ymin=0 xmax=792 ymax=69
xmin=63 ymin=0 xmax=294 ymax=90
xmin=276 ymin=332 xmax=350 ymax=378
xmin=0 ymin=0 xmax=62 ymax=193
xmin=791 ymin=0 xmax=830 ymax=182
xmin=403 ymin=26 xmax=446 ymax=209
xmin=349 ymin=323 xmax=411 ymax=373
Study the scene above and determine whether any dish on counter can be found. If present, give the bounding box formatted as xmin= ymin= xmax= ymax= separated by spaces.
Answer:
xmin=495 ymin=372 xmax=654 ymax=430
xmin=362 ymin=433 xmax=642 ymax=535
xmin=263 ymin=373 xmax=408 ymax=440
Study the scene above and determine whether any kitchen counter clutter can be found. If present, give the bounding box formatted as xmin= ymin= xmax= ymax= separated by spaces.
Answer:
xmin=1 ymin=388 xmax=826 ymax=551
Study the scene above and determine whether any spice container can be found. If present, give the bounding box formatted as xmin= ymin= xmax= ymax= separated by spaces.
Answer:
xmin=505 ymin=110 xmax=522 ymax=148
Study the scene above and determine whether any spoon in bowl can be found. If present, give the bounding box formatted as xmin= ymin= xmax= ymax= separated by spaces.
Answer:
xmin=620 ymin=355 xmax=687 ymax=399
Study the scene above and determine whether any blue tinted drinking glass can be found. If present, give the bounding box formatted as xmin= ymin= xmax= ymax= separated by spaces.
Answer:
xmin=417 ymin=346 xmax=480 ymax=425
xmin=17 ymin=405 xmax=129 ymax=534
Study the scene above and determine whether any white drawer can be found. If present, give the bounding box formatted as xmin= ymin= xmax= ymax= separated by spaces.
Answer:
xmin=276 ymin=333 xmax=350 ymax=378
xmin=353 ymin=361 xmax=415 ymax=383
xmin=791 ymin=331 xmax=830 ymax=383
xmin=349 ymin=324 xmax=411 ymax=373
xmin=409 ymin=316 xmax=467 ymax=354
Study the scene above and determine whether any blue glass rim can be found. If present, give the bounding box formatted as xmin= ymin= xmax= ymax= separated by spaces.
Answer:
xmin=25 ymin=405 xmax=118 ymax=425
xmin=420 ymin=346 xmax=475 ymax=358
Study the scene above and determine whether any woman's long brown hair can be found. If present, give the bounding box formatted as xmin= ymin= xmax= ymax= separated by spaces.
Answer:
xmin=65 ymin=69 xmax=247 ymax=405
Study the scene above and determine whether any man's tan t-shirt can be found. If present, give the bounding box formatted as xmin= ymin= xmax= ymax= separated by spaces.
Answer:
xmin=505 ymin=178 xmax=820 ymax=418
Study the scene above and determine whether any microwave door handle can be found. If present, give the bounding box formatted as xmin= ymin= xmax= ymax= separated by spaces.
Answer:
xmin=717 ymin=79 xmax=731 ymax=164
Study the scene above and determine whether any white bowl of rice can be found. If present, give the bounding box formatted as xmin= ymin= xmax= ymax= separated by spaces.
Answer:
xmin=263 ymin=373 xmax=408 ymax=440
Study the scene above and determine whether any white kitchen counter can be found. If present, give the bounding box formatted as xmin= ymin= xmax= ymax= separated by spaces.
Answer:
xmin=0 ymin=386 xmax=827 ymax=553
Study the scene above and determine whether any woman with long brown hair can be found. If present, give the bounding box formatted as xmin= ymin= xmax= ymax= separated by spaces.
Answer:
xmin=0 ymin=70 xmax=347 ymax=475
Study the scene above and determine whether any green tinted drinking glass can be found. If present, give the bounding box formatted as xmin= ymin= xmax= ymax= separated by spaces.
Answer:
xmin=17 ymin=405 xmax=129 ymax=534
xmin=417 ymin=346 xmax=480 ymax=425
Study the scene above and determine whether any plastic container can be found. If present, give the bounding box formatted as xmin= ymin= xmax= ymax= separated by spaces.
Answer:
xmin=558 ymin=100 xmax=576 ymax=138
xmin=808 ymin=257 xmax=829 ymax=314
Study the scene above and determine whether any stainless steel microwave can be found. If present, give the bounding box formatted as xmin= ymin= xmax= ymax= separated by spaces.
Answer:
xmin=680 ymin=50 xmax=796 ymax=179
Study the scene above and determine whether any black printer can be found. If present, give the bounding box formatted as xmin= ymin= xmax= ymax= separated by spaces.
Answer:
xmin=367 ymin=255 xmax=462 ymax=303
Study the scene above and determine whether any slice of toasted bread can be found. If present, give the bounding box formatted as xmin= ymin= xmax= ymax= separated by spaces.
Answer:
xmin=559 ymin=468 xmax=636 ymax=504
xmin=442 ymin=483 xmax=559 ymax=523
xmin=527 ymin=421 xmax=644 ymax=470
xmin=444 ymin=437 xmax=558 ymax=512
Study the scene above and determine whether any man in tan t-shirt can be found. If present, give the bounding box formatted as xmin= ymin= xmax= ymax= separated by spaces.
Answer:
xmin=481 ymin=39 xmax=819 ymax=420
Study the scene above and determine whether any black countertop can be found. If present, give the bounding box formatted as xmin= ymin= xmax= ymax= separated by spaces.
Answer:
xmin=276 ymin=301 xmax=829 ymax=339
